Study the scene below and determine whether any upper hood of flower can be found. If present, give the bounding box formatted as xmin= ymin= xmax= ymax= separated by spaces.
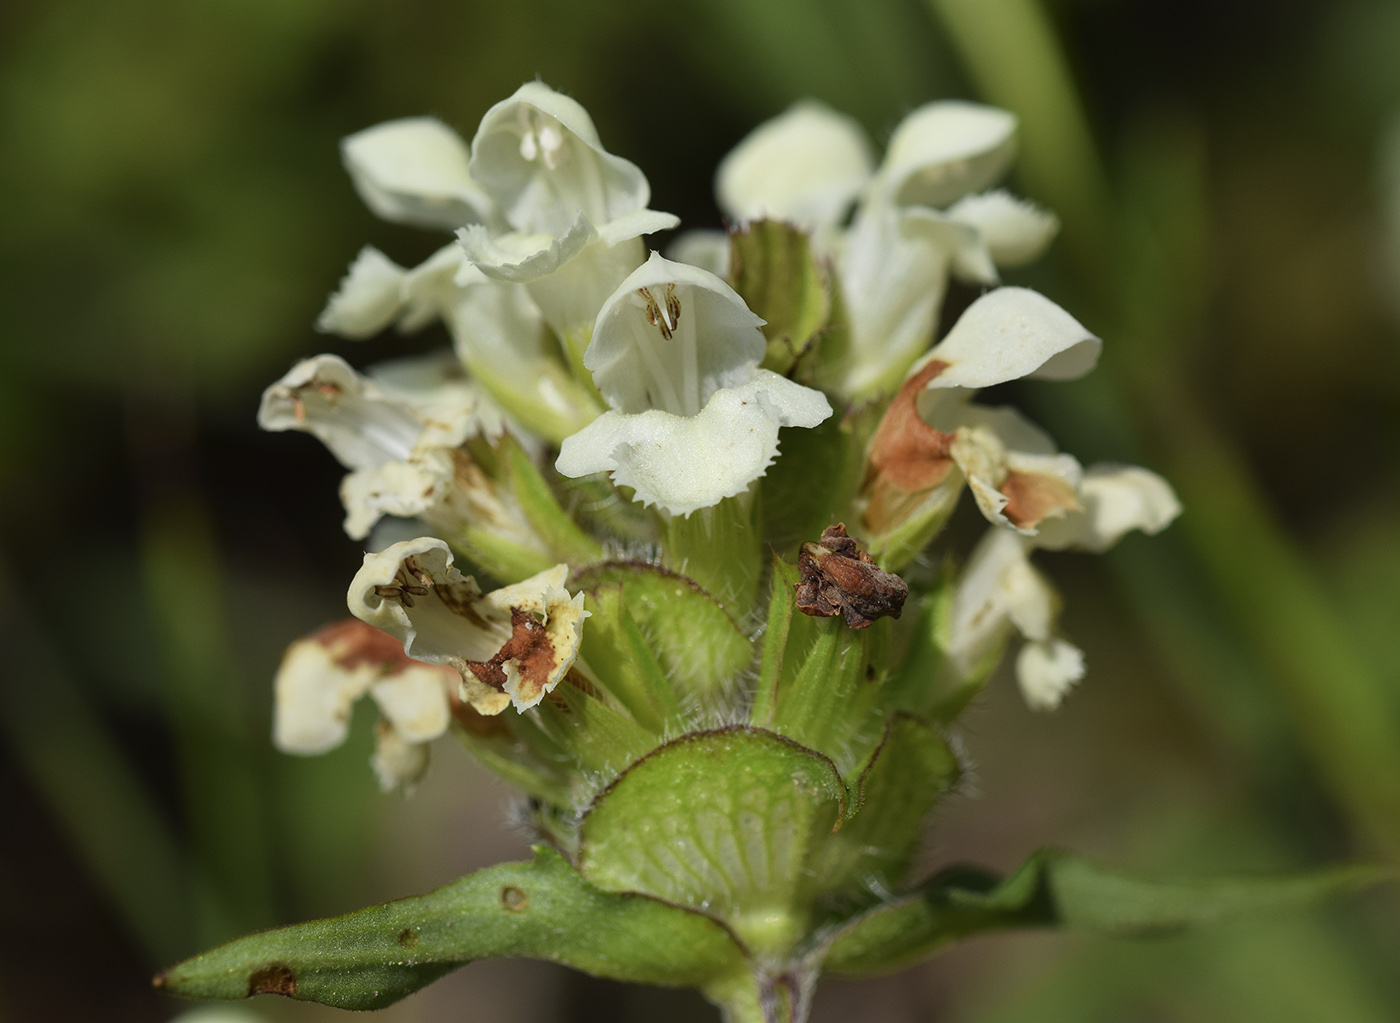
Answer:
xmin=715 ymin=101 xmax=875 ymax=229
xmin=342 ymin=117 xmax=497 ymax=231
xmin=918 ymin=286 xmax=1102 ymax=391
xmin=469 ymin=82 xmax=650 ymax=238
xmin=877 ymin=101 xmax=1018 ymax=209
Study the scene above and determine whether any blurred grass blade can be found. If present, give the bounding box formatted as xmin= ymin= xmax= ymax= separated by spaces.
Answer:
xmin=156 ymin=845 xmax=748 ymax=1009
xmin=0 ymin=553 xmax=195 ymax=964
xmin=142 ymin=495 xmax=276 ymax=940
xmin=824 ymin=849 xmax=1391 ymax=976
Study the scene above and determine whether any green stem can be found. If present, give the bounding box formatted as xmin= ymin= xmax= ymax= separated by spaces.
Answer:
xmin=663 ymin=493 xmax=765 ymax=616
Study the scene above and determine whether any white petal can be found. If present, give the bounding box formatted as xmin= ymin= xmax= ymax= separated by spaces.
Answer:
xmin=1034 ymin=464 xmax=1182 ymax=552
xmin=946 ymin=190 xmax=1060 ymax=267
xmin=596 ymin=207 xmax=681 ymax=247
xmin=925 ymin=287 xmax=1101 ymax=390
xmin=1016 ymin=639 xmax=1085 ymax=710
xmin=370 ymin=720 xmax=431 ymax=792
xmin=339 ymin=455 xmax=452 ymax=540
xmin=555 ymin=370 xmax=832 ymax=516
xmin=369 ymin=664 xmax=453 ymax=743
xmin=342 ymin=117 xmax=495 ymax=231
xmin=715 ymin=101 xmax=874 ymax=228
xmin=947 ymin=527 xmax=1058 ymax=674
xmin=585 ymin=251 xmax=766 ymax=416
xmin=396 ymin=243 xmax=470 ymax=333
xmin=666 ymin=229 xmax=731 ymax=278
xmin=316 ymin=246 xmax=408 ymax=339
xmin=880 ymin=101 xmax=1018 ymax=208
xmin=258 ymin=355 xmax=427 ymax=469
xmin=902 ymin=206 xmax=999 ymax=285
xmin=838 ymin=199 xmax=954 ymax=397
xmin=348 ymin=537 xmax=502 ymax=665
xmin=469 ymin=82 xmax=649 ymax=237
xmin=458 ymin=215 xmax=596 ymax=284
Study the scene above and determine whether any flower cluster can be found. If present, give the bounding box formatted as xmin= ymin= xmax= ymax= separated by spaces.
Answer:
xmin=262 ymin=85 xmax=1178 ymax=794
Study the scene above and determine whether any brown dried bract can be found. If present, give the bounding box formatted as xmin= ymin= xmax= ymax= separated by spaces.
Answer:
xmin=795 ymin=524 xmax=909 ymax=630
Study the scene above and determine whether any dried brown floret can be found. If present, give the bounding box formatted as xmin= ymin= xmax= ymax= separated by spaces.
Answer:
xmin=795 ymin=523 xmax=909 ymax=629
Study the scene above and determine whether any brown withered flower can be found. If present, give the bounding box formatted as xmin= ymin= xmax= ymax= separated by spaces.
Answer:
xmin=795 ymin=523 xmax=910 ymax=629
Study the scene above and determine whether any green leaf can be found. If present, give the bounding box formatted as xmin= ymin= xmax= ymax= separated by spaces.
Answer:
xmin=574 ymin=562 xmax=752 ymax=703
xmin=750 ymin=554 xmax=805 ymax=726
xmin=727 ymin=220 xmax=831 ymax=376
xmin=503 ymin=438 xmax=605 ymax=566
xmin=768 ymin=619 xmax=873 ymax=771
xmin=579 ymin=586 xmax=686 ymax=734
xmin=156 ymin=846 xmax=747 ymax=1009
xmin=810 ymin=714 xmax=961 ymax=892
xmin=578 ymin=727 xmax=847 ymax=956
xmin=822 ymin=849 xmax=1392 ymax=977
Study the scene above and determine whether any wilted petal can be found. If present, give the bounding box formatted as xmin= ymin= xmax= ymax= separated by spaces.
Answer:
xmin=716 ymin=101 xmax=874 ymax=228
xmin=370 ymin=665 xmax=454 ymax=743
xmin=317 ymin=246 xmax=408 ymax=339
xmin=347 ymin=538 xmax=586 ymax=713
xmin=370 ymin=720 xmax=431 ymax=792
xmin=343 ymin=117 xmax=495 ymax=231
xmin=258 ymin=353 xmax=480 ymax=477
xmin=1034 ymin=464 xmax=1182 ymax=552
xmin=1016 ymin=639 xmax=1085 ymax=710
xmin=946 ymin=406 xmax=1082 ymax=535
xmin=880 ymin=101 xmax=1018 ymax=209
xmin=946 ymin=190 xmax=1060 ymax=267
xmin=273 ymin=618 xmax=456 ymax=756
xmin=924 ymin=287 xmax=1101 ymax=390
xmin=340 ymin=454 xmax=453 ymax=541
xmin=469 ymin=81 xmax=649 ymax=237
xmin=555 ymin=370 xmax=831 ymax=516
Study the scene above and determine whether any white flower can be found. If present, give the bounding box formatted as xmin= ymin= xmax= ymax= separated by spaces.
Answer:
xmin=554 ymin=253 xmax=832 ymax=515
xmin=273 ymin=617 xmax=459 ymax=791
xmin=257 ymin=352 xmax=524 ymax=541
xmin=1034 ymin=464 xmax=1183 ymax=552
xmin=456 ymin=83 xmax=679 ymax=341
xmin=715 ymin=101 xmax=874 ymax=229
xmin=341 ymin=117 xmax=496 ymax=231
xmin=347 ymin=538 xmax=588 ymax=714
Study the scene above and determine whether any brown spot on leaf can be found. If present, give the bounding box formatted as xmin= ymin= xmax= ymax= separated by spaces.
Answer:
xmin=1000 ymin=469 xmax=1081 ymax=531
xmin=248 ymin=964 xmax=297 ymax=997
xmin=795 ymin=524 xmax=909 ymax=629
xmin=465 ymin=607 xmax=556 ymax=701
xmin=397 ymin=928 xmax=420 ymax=948
xmin=500 ymin=885 xmax=529 ymax=912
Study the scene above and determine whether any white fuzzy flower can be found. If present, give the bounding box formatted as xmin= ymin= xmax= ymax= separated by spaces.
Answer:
xmin=347 ymin=538 xmax=588 ymax=714
xmin=555 ymin=253 xmax=832 ymax=515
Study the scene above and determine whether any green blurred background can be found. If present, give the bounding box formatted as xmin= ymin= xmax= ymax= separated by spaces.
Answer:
xmin=2 ymin=0 xmax=1399 ymax=1019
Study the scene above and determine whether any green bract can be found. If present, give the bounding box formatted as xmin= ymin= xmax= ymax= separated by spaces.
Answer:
xmin=170 ymin=83 xmax=1389 ymax=1023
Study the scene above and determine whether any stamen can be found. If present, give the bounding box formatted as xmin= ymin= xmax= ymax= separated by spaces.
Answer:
xmin=637 ymin=284 xmax=682 ymax=341
xmin=373 ymin=567 xmax=431 ymax=609
xmin=519 ymin=131 xmax=539 ymax=161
